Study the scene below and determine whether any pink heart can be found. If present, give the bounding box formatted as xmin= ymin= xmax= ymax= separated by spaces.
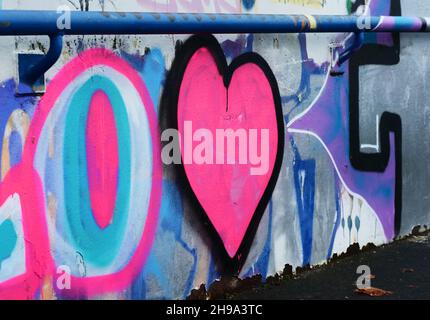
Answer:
xmin=177 ymin=42 xmax=282 ymax=258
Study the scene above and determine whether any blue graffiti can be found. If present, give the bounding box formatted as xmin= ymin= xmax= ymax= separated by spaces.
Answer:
xmin=242 ymin=0 xmax=255 ymax=11
xmin=0 ymin=80 xmax=36 ymax=174
xmin=136 ymin=180 xmax=197 ymax=299
xmin=293 ymin=154 xmax=316 ymax=266
xmin=9 ymin=130 xmax=23 ymax=167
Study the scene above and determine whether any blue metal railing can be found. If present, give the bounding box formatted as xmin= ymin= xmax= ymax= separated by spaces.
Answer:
xmin=0 ymin=10 xmax=428 ymax=35
xmin=3 ymin=10 xmax=428 ymax=93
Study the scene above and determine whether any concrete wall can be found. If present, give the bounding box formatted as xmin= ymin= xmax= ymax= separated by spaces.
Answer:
xmin=0 ymin=0 xmax=428 ymax=299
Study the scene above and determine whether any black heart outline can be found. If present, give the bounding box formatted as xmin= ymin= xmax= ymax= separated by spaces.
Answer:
xmin=159 ymin=34 xmax=284 ymax=274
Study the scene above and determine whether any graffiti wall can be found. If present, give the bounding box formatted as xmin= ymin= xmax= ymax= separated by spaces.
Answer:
xmin=0 ymin=0 xmax=428 ymax=299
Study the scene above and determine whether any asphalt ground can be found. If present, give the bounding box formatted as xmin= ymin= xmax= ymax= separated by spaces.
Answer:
xmin=230 ymin=231 xmax=430 ymax=300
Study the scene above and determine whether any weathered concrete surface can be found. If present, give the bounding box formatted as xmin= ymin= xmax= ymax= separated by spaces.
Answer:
xmin=0 ymin=0 xmax=430 ymax=300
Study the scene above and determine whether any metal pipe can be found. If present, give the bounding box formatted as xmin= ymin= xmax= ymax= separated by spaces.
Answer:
xmin=0 ymin=10 xmax=429 ymax=35
xmin=21 ymin=33 xmax=63 ymax=86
